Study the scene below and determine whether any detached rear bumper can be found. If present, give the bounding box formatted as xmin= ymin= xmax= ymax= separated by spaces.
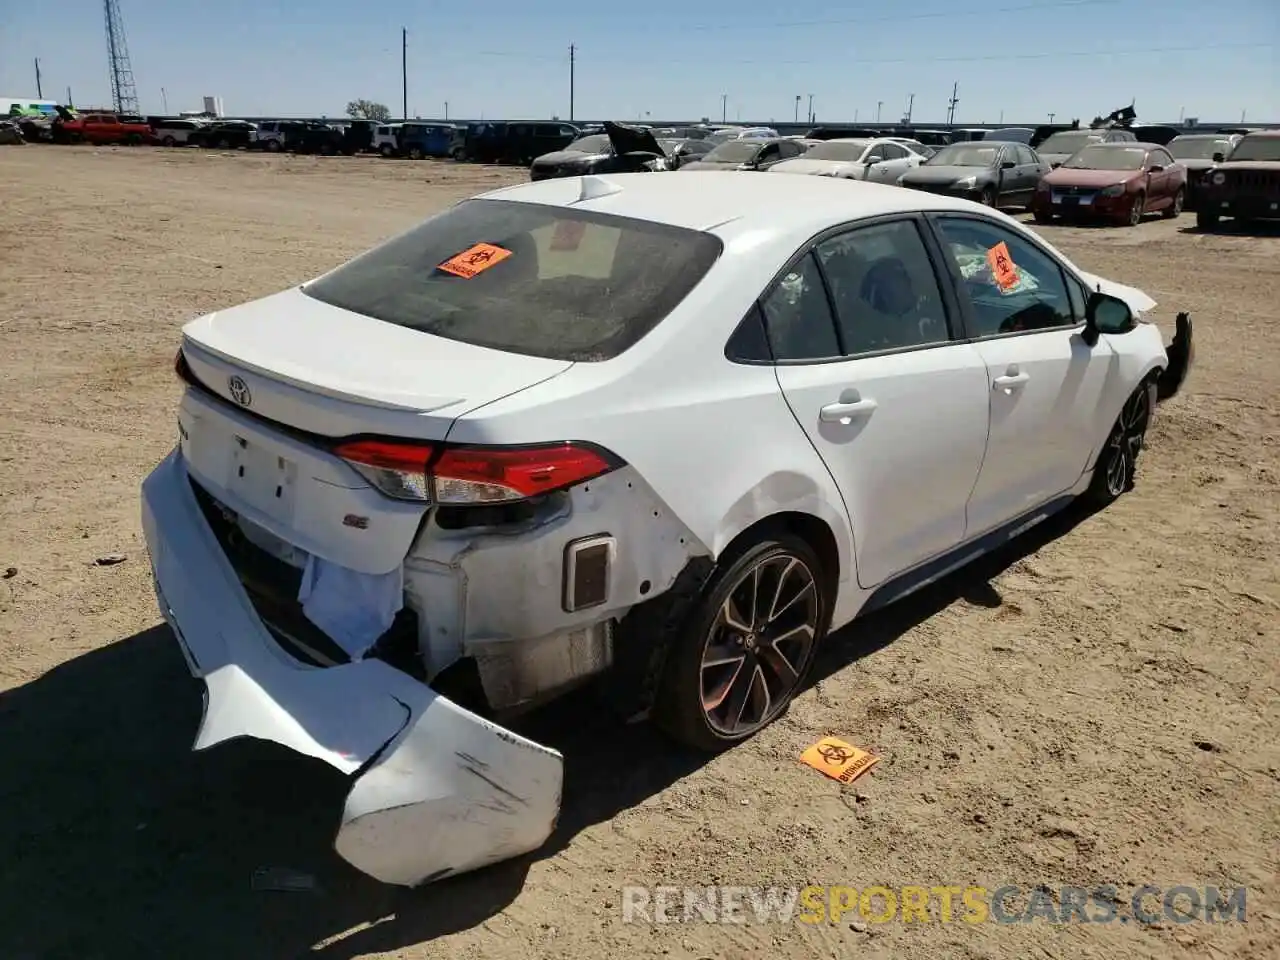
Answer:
xmin=140 ymin=448 xmax=563 ymax=886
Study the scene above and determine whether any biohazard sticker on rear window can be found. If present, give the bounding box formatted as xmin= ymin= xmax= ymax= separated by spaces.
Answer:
xmin=437 ymin=242 xmax=512 ymax=279
xmin=985 ymin=241 xmax=1019 ymax=291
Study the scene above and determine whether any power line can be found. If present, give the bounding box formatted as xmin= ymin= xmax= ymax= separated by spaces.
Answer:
xmin=680 ymin=0 xmax=1116 ymax=32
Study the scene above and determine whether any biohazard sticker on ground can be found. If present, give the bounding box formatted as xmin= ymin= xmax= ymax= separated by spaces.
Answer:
xmin=800 ymin=736 xmax=880 ymax=784
xmin=437 ymin=242 xmax=512 ymax=279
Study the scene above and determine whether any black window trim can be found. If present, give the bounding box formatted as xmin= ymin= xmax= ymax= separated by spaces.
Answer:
xmin=723 ymin=212 xmax=968 ymax=366
xmin=922 ymin=211 xmax=1087 ymax=343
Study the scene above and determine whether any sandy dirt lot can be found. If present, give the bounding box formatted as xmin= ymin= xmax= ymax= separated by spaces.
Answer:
xmin=1 ymin=146 xmax=1277 ymax=960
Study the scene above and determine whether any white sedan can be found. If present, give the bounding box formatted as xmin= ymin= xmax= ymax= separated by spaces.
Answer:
xmin=142 ymin=172 xmax=1193 ymax=888
xmin=769 ymin=136 xmax=928 ymax=182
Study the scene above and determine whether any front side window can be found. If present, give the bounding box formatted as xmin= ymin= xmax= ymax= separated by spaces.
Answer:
xmin=815 ymin=220 xmax=951 ymax=355
xmin=304 ymin=199 xmax=723 ymax=362
xmin=933 ymin=217 xmax=1075 ymax=337
xmin=759 ymin=254 xmax=840 ymax=361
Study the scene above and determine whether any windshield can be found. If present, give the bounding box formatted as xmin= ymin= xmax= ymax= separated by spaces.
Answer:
xmin=1167 ymin=137 xmax=1234 ymax=161
xmin=704 ymin=140 xmax=762 ymax=162
xmin=926 ymin=144 xmax=1000 ymax=166
xmin=1063 ymin=145 xmax=1148 ymax=170
xmin=565 ymin=134 xmax=610 ymax=154
xmin=1228 ymin=136 xmax=1280 ymax=162
xmin=303 ymin=199 xmax=723 ymax=362
xmin=1039 ymin=131 xmax=1099 ymax=154
xmin=804 ymin=140 xmax=870 ymax=161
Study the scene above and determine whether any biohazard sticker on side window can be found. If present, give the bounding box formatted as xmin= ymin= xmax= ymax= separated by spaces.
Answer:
xmin=437 ymin=242 xmax=513 ymax=279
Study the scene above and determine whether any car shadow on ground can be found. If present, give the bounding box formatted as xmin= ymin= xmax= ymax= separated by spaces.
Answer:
xmin=0 ymin=503 xmax=1093 ymax=960
xmin=1178 ymin=219 xmax=1280 ymax=237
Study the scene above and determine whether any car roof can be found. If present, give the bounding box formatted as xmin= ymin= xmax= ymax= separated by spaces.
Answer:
xmin=1242 ymin=129 xmax=1280 ymax=138
xmin=479 ymin=171 xmax=988 ymax=236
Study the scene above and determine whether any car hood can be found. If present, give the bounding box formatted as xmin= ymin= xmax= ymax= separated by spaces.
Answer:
xmin=1216 ymin=160 xmax=1280 ymax=171
xmin=1076 ymin=271 xmax=1157 ymax=315
xmin=532 ymin=149 xmax=607 ymax=166
xmin=604 ymin=120 xmax=664 ymax=158
xmin=1178 ymin=158 xmax=1217 ymax=171
xmin=1043 ymin=167 xmax=1139 ymax=188
xmin=769 ymin=158 xmax=863 ymax=176
xmin=1040 ymin=153 xmax=1074 ymax=168
xmin=902 ymin=165 xmax=994 ymax=184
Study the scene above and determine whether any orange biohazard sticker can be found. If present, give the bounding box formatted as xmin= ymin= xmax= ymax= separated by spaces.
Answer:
xmin=800 ymin=736 xmax=881 ymax=784
xmin=550 ymin=220 xmax=587 ymax=251
xmin=437 ymin=242 xmax=512 ymax=279
xmin=986 ymin=241 xmax=1019 ymax=291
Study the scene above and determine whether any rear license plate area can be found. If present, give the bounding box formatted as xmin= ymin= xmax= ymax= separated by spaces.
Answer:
xmin=227 ymin=434 xmax=299 ymax=523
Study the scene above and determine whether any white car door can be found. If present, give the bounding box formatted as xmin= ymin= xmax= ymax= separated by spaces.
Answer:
xmin=860 ymin=143 xmax=901 ymax=183
xmin=765 ymin=217 xmax=991 ymax=588
xmin=928 ymin=214 xmax=1114 ymax=536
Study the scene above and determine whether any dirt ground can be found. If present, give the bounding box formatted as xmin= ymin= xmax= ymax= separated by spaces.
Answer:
xmin=0 ymin=146 xmax=1276 ymax=960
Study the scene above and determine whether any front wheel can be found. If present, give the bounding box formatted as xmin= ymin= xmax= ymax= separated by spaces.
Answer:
xmin=1126 ymin=192 xmax=1146 ymax=227
xmin=652 ymin=534 xmax=829 ymax=752
xmin=1196 ymin=209 xmax=1220 ymax=231
xmin=1162 ymin=188 xmax=1184 ymax=219
xmin=379 ymin=144 xmax=394 ymax=157
xmin=1033 ymin=208 xmax=1054 ymax=224
xmin=980 ymin=186 xmax=996 ymax=207
xmin=265 ymin=138 xmax=281 ymax=152
xmin=1085 ymin=381 xmax=1153 ymax=507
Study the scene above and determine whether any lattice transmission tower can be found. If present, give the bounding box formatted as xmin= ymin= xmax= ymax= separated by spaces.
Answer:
xmin=104 ymin=0 xmax=140 ymax=115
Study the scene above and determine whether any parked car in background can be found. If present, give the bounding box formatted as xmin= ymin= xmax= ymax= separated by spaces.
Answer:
xmin=985 ymin=127 xmax=1035 ymax=144
xmin=529 ymin=122 xmax=671 ymax=180
xmin=399 ymin=122 xmax=459 ymax=159
xmin=1129 ymin=125 xmax=1182 ymax=146
xmin=885 ymin=137 xmax=936 ymax=159
xmin=948 ymin=128 xmax=991 ymax=142
xmin=144 ymin=171 xmax=1192 ymax=889
xmin=805 ymin=125 xmax=880 ymax=141
xmin=54 ymin=110 xmax=152 ymax=145
xmin=152 ymin=118 xmax=206 ymax=146
xmin=1195 ymin=130 xmax=1280 ymax=230
xmin=281 ymin=121 xmax=349 ymax=155
xmin=1036 ymin=127 xmax=1137 ymax=168
xmin=661 ymin=137 xmax=715 ymax=168
xmin=897 ymin=141 xmax=1047 ymax=209
xmin=189 ymin=120 xmax=257 ymax=150
xmin=768 ymin=138 xmax=925 ymax=183
xmin=706 ymin=126 xmax=778 ymax=145
xmin=372 ymin=123 xmax=403 ymax=156
xmin=501 ymin=121 xmax=582 ymax=164
xmin=1166 ymin=133 xmax=1243 ymax=209
xmin=679 ymin=137 xmax=807 ymax=172
xmin=1032 ymin=142 xmax=1186 ymax=226
xmin=252 ymin=120 xmax=305 ymax=152
xmin=459 ymin=121 xmax=509 ymax=162
xmin=899 ymin=128 xmax=954 ymax=147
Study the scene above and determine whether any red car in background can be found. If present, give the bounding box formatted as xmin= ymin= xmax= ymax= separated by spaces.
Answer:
xmin=1031 ymin=142 xmax=1187 ymax=226
xmin=53 ymin=108 xmax=153 ymax=145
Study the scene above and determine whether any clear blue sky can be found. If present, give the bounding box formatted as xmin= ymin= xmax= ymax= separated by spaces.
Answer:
xmin=2 ymin=0 xmax=1276 ymax=123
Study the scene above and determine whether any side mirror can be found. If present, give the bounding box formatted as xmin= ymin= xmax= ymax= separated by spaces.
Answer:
xmin=1082 ymin=291 xmax=1135 ymax=346
xmin=1001 ymin=160 xmax=1016 ymax=169
xmin=1212 ymin=152 xmax=1225 ymax=163
xmin=1148 ymin=164 xmax=1164 ymax=173
xmin=866 ymin=156 xmax=882 ymax=165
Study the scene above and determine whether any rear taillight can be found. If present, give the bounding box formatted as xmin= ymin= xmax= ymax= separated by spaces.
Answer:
xmin=332 ymin=439 xmax=619 ymax=504
xmin=174 ymin=347 xmax=194 ymax=384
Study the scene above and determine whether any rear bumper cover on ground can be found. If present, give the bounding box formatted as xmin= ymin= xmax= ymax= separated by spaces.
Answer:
xmin=140 ymin=448 xmax=563 ymax=886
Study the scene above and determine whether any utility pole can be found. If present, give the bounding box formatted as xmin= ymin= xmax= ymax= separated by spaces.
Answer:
xmin=444 ymin=101 xmax=449 ymax=120
xmin=401 ymin=28 xmax=408 ymax=121
xmin=34 ymin=58 xmax=43 ymax=98
xmin=66 ymin=86 xmax=73 ymax=107
xmin=904 ymin=93 xmax=915 ymax=125
xmin=569 ymin=44 xmax=575 ymax=121
xmin=161 ymin=86 xmax=168 ymax=114
xmin=876 ymin=100 xmax=883 ymax=123
xmin=1048 ymin=112 xmax=1055 ymax=123
xmin=721 ymin=94 xmax=727 ymax=123
xmin=946 ymin=82 xmax=959 ymax=127
xmin=808 ymin=94 xmax=813 ymax=124
xmin=794 ymin=95 xmax=800 ymax=122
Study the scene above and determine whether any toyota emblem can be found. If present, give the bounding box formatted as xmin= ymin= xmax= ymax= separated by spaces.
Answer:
xmin=228 ymin=375 xmax=252 ymax=407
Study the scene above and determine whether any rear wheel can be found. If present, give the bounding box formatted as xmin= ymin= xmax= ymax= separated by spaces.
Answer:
xmin=217 ymin=137 xmax=231 ymax=150
xmin=1033 ymin=209 xmax=1054 ymax=224
xmin=379 ymin=143 xmax=394 ymax=157
xmin=162 ymin=135 xmax=176 ymax=148
xmin=408 ymin=146 xmax=423 ymax=160
xmin=265 ymin=138 xmax=281 ymax=152
xmin=653 ymin=533 xmax=829 ymax=752
xmin=1162 ymin=188 xmax=1184 ymax=219
xmin=980 ymin=185 xmax=996 ymax=207
xmin=1085 ymin=381 xmax=1153 ymax=507
xmin=1197 ymin=209 xmax=1220 ymax=231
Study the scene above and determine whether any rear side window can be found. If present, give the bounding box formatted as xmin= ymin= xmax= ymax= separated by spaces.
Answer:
xmin=303 ymin=199 xmax=723 ymax=362
xmin=760 ymin=254 xmax=840 ymax=360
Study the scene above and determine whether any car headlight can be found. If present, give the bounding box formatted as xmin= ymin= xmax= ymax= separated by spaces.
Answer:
xmin=1099 ymin=184 xmax=1126 ymax=197
xmin=953 ymin=175 xmax=977 ymax=189
xmin=1212 ymin=172 xmax=1226 ymax=185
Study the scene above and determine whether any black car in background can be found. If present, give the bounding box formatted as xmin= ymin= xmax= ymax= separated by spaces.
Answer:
xmin=678 ymin=137 xmax=808 ymax=172
xmin=188 ymin=120 xmax=256 ymax=149
xmin=283 ymin=121 xmax=347 ymax=154
xmin=462 ymin=121 xmax=581 ymax=164
xmin=529 ymin=122 xmax=673 ymax=180
xmin=896 ymin=141 xmax=1048 ymax=210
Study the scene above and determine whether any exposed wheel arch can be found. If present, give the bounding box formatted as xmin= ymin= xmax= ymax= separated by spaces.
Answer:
xmin=717 ymin=511 xmax=840 ymax=604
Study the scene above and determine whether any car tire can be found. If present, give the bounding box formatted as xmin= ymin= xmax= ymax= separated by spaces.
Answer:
xmin=265 ymin=139 xmax=281 ymax=152
xmin=1126 ymin=192 xmax=1146 ymax=227
xmin=217 ymin=137 xmax=231 ymax=150
xmin=162 ymin=135 xmax=176 ymax=148
xmin=408 ymin=147 xmax=423 ymax=160
xmin=1162 ymin=188 xmax=1184 ymax=219
xmin=1033 ymin=209 xmax=1054 ymax=224
xmin=379 ymin=144 xmax=394 ymax=157
xmin=1084 ymin=379 xmax=1154 ymax=507
xmin=652 ymin=532 xmax=830 ymax=752
xmin=1196 ymin=209 xmax=1220 ymax=231
xmin=980 ymin=186 xmax=996 ymax=207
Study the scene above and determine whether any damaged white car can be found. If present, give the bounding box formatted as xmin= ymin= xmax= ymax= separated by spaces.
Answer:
xmin=141 ymin=172 xmax=1193 ymax=887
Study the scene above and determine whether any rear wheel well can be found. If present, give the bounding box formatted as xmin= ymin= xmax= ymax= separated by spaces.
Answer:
xmin=720 ymin=511 xmax=840 ymax=599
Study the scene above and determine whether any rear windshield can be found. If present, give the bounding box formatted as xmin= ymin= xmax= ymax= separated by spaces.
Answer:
xmin=302 ymin=199 xmax=723 ymax=362
xmin=1229 ymin=136 xmax=1280 ymax=162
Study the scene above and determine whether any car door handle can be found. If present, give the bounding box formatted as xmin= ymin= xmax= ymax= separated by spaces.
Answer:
xmin=993 ymin=371 xmax=1030 ymax=390
xmin=820 ymin=397 xmax=878 ymax=423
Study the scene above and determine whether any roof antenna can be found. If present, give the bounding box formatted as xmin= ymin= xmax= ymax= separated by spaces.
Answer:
xmin=577 ymin=175 xmax=623 ymax=202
